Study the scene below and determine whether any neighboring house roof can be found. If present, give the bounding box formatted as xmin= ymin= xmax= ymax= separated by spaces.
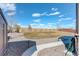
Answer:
xmin=0 ymin=8 xmax=7 ymax=25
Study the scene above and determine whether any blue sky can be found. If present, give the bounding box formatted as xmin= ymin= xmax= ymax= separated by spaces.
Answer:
xmin=0 ymin=3 xmax=76 ymax=29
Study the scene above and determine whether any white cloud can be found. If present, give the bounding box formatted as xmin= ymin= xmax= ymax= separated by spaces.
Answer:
xmin=49 ymin=12 xmax=60 ymax=16
xmin=16 ymin=23 xmax=28 ymax=28
xmin=30 ymin=23 xmax=39 ymax=28
xmin=6 ymin=3 xmax=16 ymax=11
xmin=30 ymin=23 xmax=57 ymax=29
xmin=63 ymin=23 xmax=75 ymax=29
xmin=58 ymin=17 xmax=72 ymax=22
xmin=0 ymin=3 xmax=16 ymax=16
xmin=32 ymin=11 xmax=60 ymax=17
xmin=32 ymin=12 xmax=48 ymax=17
xmin=30 ymin=23 xmax=38 ymax=26
xmin=64 ymin=18 xmax=72 ymax=20
xmin=31 ymin=23 xmax=45 ymax=27
xmin=33 ymin=19 xmax=41 ymax=23
xmin=47 ymin=24 xmax=52 ymax=27
xmin=7 ymin=12 xmax=16 ymax=16
xmin=48 ymin=23 xmax=56 ymax=25
xmin=51 ymin=8 xmax=58 ymax=11
xmin=39 ymin=24 xmax=45 ymax=26
xmin=57 ymin=17 xmax=73 ymax=26
xmin=39 ymin=23 xmax=52 ymax=28
xmin=41 ymin=12 xmax=48 ymax=16
xmin=59 ymin=15 xmax=64 ymax=17
xmin=47 ymin=23 xmax=56 ymax=29
xmin=0 ymin=3 xmax=16 ymax=11
xmin=58 ymin=19 xmax=62 ymax=22
xmin=32 ymin=13 xmax=41 ymax=17
xmin=62 ymin=19 xmax=75 ymax=29
xmin=30 ymin=23 xmax=48 ymax=28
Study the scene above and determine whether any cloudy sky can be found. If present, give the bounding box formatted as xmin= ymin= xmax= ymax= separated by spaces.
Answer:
xmin=0 ymin=3 xmax=76 ymax=29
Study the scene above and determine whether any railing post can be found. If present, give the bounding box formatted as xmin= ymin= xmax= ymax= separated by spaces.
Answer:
xmin=76 ymin=3 xmax=79 ymax=56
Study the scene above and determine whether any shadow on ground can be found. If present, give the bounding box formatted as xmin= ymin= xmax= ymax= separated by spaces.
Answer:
xmin=4 ymin=40 xmax=37 ymax=56
xmin=58 ymin=36 xmax=77 ymax=56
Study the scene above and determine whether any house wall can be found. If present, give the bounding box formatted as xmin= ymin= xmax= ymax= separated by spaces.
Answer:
xmin=0 ymin=13 xmax=7 ymax=55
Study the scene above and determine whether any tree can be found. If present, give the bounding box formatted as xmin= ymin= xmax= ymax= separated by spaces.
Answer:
xmin=14 ymin=24 xmax=21 ymax=33
xmin=28 ymin=25 xmax=32 ymax=31
xmin=8 ymin=25 xmax=13 ymax=33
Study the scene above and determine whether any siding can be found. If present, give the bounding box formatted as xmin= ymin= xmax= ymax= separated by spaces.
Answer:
xmin=0 ymin=9 xmax=7 ymax=55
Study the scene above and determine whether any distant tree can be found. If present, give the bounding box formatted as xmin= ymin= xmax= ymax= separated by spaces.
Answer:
xmin=28 ymin=25 xmax=32 ymax=31
xmin=8 ymin=25 xmax=13 ymax=33
xmin=14 ymin=24 xmax=21 ymax=33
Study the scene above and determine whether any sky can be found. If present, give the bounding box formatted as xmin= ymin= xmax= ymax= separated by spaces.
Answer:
xmin=0 ymin=3 xmax=76 ymax=29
